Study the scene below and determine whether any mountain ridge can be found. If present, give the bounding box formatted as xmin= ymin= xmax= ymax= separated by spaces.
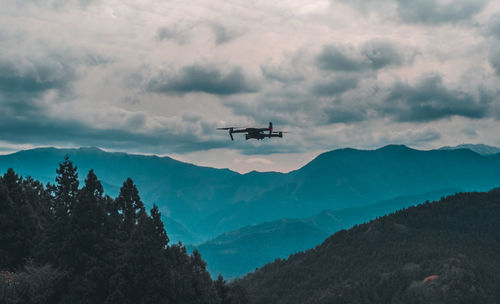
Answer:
xmin=2 ymin=144 xmax=500 ymax=243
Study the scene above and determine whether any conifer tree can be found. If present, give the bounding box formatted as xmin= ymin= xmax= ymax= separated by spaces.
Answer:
xmin=44 ymin=155 xmax=79 ymax=264
xmin=215 ymin=275 xmax=231 ymax=304
xmin=54 ymin=155 xmax=79 ymax=215
xmin=151 ymin=204 xmax=169 ymax=249
xmin=65 ymin=170 xmax=108 ymax=303
xmin=115 ymin=178 xmax=144 ymax=237
xmin=0 ymin=169 xmax=40 ymax=269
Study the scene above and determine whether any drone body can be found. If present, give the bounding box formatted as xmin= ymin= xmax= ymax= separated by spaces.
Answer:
xmin=217 ymin=122 xmax=286 ymax=141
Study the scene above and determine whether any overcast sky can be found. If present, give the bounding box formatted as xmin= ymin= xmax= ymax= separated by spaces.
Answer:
xmin=2 ymin=0 xmax=500 ymax=172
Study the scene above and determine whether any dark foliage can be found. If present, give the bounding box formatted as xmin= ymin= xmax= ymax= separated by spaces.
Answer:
xmin=0 ymin=157 xmax=245 ymax=304
xmin=238 ymin=190 xmax=500 ymax=304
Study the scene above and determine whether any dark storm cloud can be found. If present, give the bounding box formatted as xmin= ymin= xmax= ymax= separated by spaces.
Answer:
xmin=310 ymin=76 xmax=359 ymax=96
xmin=148 ymin=64 xmax=258 ymax=95
xmin=0 ymin=56 xmax=74 ymax=95
xmin=316 ymin=40 xmax=406 ymax=72
xmin=0 ymin=100 xmax=226 ymax=153
xmin=383 ymin=74 xmax=490 ymax=122
xmin=396 ymin=0 xmax=488 ymax=25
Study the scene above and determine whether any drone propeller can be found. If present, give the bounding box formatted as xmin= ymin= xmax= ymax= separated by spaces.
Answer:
xmin=217 ymin=127 xmax=235 ymax=141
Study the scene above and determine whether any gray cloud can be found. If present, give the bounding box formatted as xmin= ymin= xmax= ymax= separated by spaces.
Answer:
xmin=18 ymin=0 xmax=96 ymax=10
xmin=396 ymin=0 xmax=488 ymax=25
xmin=310 ymin=76 xmax=359 ymax=96
xmin=210 ymin=24 xmax=238 ymax=45
xmin=260 ymin=65 xmax=305 ymax=83
xmin=0 ymin=99 xmax=227 ymax=153
xmin=147 ymin=64 xmax=258 ymax=95
xmin=490 ymin=47 xmax=500 ymax=75
xmin=156 ymin=26 xmax=189 ymax=44
xmin=380 ymin=128 xmax=442 ymax=146
xmin=383 ymin=74 xmax=490 ymax=122
xmin=339 ymin=0 xmax=488 ymax=25
xmin=316 ymin=40 xmax=407 ymax=72
xmin=487 ymin=14 xmax=500 ymax=39
xmin=316 ymin=45 xmax=365 ymax=72
xmin=156 ymin=23 xmax=239 ymax=45
xmin=324 ymin=106 xmax=367 ymax=123
xmin=0 ymin=55 xmax=74 ymax=96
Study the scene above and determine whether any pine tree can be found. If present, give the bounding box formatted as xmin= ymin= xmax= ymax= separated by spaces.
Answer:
xmin=0 ymin=169 xmax=41 ymax=270
xmin=115 ymin=178 xmax=144 ymax=238
xmin=44 ymin=155 xmax=79 ymax=264
xmin=151 ymin=204 xmax=169 ymax=249
xmin=215 ymin=275 xmax=231 ymax=304
xmin=65 ymin=170 xmax=108 ymax=303
xmin=54 ymin=155 xmax=79 ymax=215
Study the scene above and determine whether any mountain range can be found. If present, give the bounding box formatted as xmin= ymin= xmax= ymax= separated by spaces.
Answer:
xmin=192 ymin=188 xmax=459 ymax=278
xmin=1 ymin=143 xmax=500 ymax=263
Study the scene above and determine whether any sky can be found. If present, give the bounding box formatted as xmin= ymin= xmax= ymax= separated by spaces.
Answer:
xmin=1 ymin=0 xmax=500 ymax=173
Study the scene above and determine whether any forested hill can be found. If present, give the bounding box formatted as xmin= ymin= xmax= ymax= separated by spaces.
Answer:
xmin=0 ymin=158 xmax=246 ymax=304
xmin=238 ymin=189 xmax=500 ymax=304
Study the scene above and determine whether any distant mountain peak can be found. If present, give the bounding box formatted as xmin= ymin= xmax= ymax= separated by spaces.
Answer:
xmin=376 ymin=144 xmax=413 ymax=151
xmin=439 ymin=144 xmax=500 ymax=155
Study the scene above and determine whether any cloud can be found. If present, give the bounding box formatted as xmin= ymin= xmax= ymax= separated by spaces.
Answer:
xmin=396 ymin=0 xmax=488 ymax=25
xmin=0 ymin=100 xmax=227 ymax=153
xmin=156 ymin=22 xmax=240 ymax=46
xmin=147 ymin=64 xmax=258 ymax=95
xmin=383 ymin=74 xmax=490 ymax=122
xmin=316 ymin=40 xmax=408 ymax=72
xmin=0 ymin=54 xmax=74 ymax=96
xmin=16 ymin=0 xmax=96 ymax=10
xmin=380 ymin=128 xmax=441 ymax=145
xmin=245 ymin=158 xmax=273 ymax=165
xmin=339 ymin=0 xmax=488 ymax=24
xmin=490 ymin=47 xmax=500 ymax=75
xmin=324 ymin=106 xmax=367 ymax=123
xmin=316 ymin=44 xmax=365 ymax=72
xmin=310 ymin=76 xmax=359 ymax=96
xmin=156 ymin=26 xmax=190 ymax=44
xmin=210 ymin=23 xmax=239 ymax=45
xmin=260 ymin=50 xmax=308 ymax=84
xmin=487 ymin=13 xmax=500 ymax=40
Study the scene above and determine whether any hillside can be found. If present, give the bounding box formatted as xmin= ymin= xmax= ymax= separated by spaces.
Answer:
xmin=2 ymin=145 xmax=500 ymax=242
xmin=237 ymin=189 xmax=500 ymax=304
xmin=439 ymin=144 xmax=500 ymax=155
xmin=194 ymin=189 xmax=459 ymax=278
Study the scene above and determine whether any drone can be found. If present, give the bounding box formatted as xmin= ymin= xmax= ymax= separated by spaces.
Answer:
xmin=217 ymin=122 xmax=287 ymax=141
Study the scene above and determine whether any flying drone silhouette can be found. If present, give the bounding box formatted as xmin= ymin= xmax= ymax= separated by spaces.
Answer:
xmin=217 ymin=122 xmax=287 ymax=141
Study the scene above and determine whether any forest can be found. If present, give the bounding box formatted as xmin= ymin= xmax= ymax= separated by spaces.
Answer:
xmin=0 ymin=156 xmax=247 ymax=304
xmin=238 ymin=189 xmax=500 ymax=303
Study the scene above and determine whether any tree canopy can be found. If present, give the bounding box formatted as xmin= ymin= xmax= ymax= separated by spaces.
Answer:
xmin=0 ymin=157 xmax=246 ymax=304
